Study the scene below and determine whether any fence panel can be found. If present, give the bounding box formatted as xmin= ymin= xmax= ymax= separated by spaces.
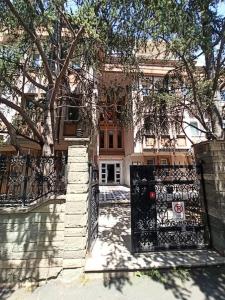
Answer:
xmin=87 ymin=165 xmax=99 ymax=252
xmin=130 ymin=164 xmax=210 ymax=253
xmin=0 ymin=155 xmax=67 ymax=207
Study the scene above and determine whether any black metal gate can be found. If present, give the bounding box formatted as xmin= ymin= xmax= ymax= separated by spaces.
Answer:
xmin=130 ymin=164 xmax=210 ymax=253
xmin=87 ymin=165 xmax=99 ymax=251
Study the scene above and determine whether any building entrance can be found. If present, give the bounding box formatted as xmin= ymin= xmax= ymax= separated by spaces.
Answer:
xmin=107 ymin=164 xmax=115 ymax=183
xmin=100 ymin=162 xmax=121 ymax=184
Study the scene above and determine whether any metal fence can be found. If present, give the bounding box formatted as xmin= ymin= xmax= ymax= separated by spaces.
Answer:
xmin=0 ymin=155 xmax=67 ymax=207
xmin=130 ymin=164 xmax=210 ymax=253
xmin=87 ymin=165 xmax=99 ymax=251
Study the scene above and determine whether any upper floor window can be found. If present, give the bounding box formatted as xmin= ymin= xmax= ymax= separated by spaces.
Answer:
xmin=141 ymin=77 xmax=154 ymax=95
xmin=161 ymin=136 xmax=172 ymax=147
xmin=220 ymin=90 xmax=225 ymax=101
xmin=189 ymin=121 xmax=199 ymax=136
xmin=117 ymin=130 xmax=122 ymax=148
xmin=177 ymin=136 xmax=186 ymax=147
xmin=108 ymin=131 xmax=114 ymax=148
xmin=160 ymin=159 xmax=168 ymax=165
xmin=147 ymin=159 xmax=155 ymax=165
xmin=32 ymin=54 xmax=42 ymax=68
xmin=100 ymin=130 xmax=105 ymax=148
xmin=145 ymin=136 xmax=155 ymax=146
xmin=142 ymin=85 xmax=151 ymax=96
xmin=100 ymin=129 xmax=123 ymax=149
xmin=68 ymin=107 xmax=79 ymax=121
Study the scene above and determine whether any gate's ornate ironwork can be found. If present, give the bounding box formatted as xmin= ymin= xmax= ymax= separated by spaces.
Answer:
xmin=0 ymin=155 xmax=67 ymax=207
xmin=87 ymin=165 xmax=99 ymax=251
xmin=130 ymin=164 xmax=210 ymax=253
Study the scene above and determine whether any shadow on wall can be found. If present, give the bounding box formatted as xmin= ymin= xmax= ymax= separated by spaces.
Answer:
xmin=0 ymin=198 xmax=65 ymax=299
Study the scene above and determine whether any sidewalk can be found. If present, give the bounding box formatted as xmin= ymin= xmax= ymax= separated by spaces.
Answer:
xmin=85 ymin=204 xmax=225 ymax=271
xmin=4 ymin=266 xmax=225 ymax=300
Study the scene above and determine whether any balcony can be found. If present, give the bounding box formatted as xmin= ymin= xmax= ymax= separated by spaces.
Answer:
xmin=143 ymin=135 xmax=189 ymax=152
xmin=99 ymin=127 xmax=124 ymax=155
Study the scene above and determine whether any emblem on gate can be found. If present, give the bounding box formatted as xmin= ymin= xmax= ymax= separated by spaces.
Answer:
xmin=149 ymin=191 xmax=156 ymax=200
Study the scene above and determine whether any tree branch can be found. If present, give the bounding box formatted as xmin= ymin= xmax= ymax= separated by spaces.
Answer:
xmin=0 ymin=96 xmax=44 ymax=145
xmin=0 ymin=111 xmax=20 ymax=151
xmin=4 ymin=0 xmax=54 ymax=85
xmin=24 ymin=70 xmax=48 ymax=91
xmin=49 ymin=26 xmax=84 ymax=130
xmin=0 ymin=75 xmax=45 ymax=109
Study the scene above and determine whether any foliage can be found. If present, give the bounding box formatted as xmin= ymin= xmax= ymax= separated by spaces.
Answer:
xmin=136 ymin=267 xmax=190 ymax=284
xmin=105 ymin=0 xmax=225 ymax=140
xmin=0 ymin=0 xmax=128 ymax=153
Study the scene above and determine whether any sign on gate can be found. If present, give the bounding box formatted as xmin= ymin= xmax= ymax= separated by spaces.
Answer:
xmin=130 ymin=164 xmax=210 ymax=253
xmin=172 ymin=201 xmax=185 ymax=220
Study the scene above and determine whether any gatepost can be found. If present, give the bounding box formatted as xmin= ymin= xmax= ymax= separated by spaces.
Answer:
xmin=62 ymin=138 xmax=90 ymax=280
xmin=194 ymin=140 xmax=225 ymax=256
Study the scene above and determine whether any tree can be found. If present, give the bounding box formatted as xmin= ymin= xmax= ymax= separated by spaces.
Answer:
xmin=0 ymin=0 xmax=118 ymax=154
xmin=103 ymin=0 xmax=225 ymax=141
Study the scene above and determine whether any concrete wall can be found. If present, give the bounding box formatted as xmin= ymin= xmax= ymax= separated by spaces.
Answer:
xmin=63 ymin=138 xmax=89 ymax=273
xmin=194 ymin=140 xmax=225 ymax=255
xmin=0 ymin=198 xmax=65 ymax=283
xmin=0 ymin=138 xmax=90 ymax=283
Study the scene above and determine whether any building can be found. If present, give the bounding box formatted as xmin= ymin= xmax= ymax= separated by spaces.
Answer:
xmin=1 ymin=38 xmax=225 ymax=187
xmin=95 ymin=45 xmax=224 ymax=186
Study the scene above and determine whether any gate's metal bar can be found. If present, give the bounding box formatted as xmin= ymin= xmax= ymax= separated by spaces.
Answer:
xmin=87 ymin=165 xmax=99 ymax=252
xmin=130 ymin=164 xmax=210 ymax=253
xmin=198 ymin=161 xmax=212 ymax=248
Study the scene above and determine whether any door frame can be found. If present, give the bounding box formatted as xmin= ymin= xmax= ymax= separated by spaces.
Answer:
xmin=99 ymin=160 xmax=122 ymax=185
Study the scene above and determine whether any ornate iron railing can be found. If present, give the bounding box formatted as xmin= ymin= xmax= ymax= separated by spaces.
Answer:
xmin=130 ymin=164 xmax=210 ymax=253
xmin=87 ymin=165 xmax=99 ymax=251
xmin=0 ymin=155 xmax=67 ymax=207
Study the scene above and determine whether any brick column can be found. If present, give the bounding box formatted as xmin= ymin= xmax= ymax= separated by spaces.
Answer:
xmin=194 ymin=140 xmax=225 ymax=255
xmin=63 ymin=138 xmax=90 ymax=277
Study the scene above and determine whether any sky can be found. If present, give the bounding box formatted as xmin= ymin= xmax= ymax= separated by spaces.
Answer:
xmin=65 ymin=0 xmax=225 ymax=67
xmin=197 ymin=1 xmax=225 ymax=66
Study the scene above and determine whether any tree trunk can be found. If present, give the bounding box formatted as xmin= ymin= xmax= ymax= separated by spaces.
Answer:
xmin=42 ymin=108 xmax=54 ymax=156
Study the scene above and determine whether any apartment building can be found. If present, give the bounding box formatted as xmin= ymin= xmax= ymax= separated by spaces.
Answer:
xmin=95 ymin=47 xmax=223 ymax=186
xmin=1 ymin=40 xmax=225 ymax=186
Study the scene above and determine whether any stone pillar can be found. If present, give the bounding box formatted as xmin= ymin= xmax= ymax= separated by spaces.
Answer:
xmin=63 ymin=138 xmax=90 ymax=278
xmin=194 ymin=140 xmax=225 ymax=255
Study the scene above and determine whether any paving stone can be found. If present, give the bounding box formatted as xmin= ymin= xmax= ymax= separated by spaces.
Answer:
xmin=99 ymin=185 xmax=130 ymax=204
xmin=85 ymin=204 xmax=225 ymax=272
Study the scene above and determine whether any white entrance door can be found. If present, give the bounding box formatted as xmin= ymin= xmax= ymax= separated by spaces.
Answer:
xmin=100 ymin=162 xmax=121 ymax=184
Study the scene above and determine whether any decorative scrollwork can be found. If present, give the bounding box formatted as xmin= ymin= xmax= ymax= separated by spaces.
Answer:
xmin=131 ymin=164 xmax=209 ymax=253
xmin=0 ymin=155 xmax=67 ymax=206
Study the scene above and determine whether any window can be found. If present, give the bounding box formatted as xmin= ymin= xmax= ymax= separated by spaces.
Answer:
xmin=177 ymin=136 xmax=186 ymax=147
xmin=32 ymin=54 xmax=42 ymax=68
xmin=67 ymin=107 xmax=79 ymax=121
xmin=147 ymin=159 xmax=155 ymax=165
xmin=25 ymin=95 xmax=35 ymax=109
xmin=108 ymin=131 xmax=114 ymax=148
xmin=142 ymin=85 xmax=150 ymax=96
xmin=141 ymin=77 xmax=154 ymax=96
xmin=189 ymin=121 xmax=199 ymax=136
xmin=145 ymin=136 xmax=155 ymax=146
xmin=100 ymin=131 xmax=105 ymax=148
xmin=160 ymin=159 xmax=168 ymax=165
xmin=117 ymin=130 xmax=122 ymax=148
xmin=161 ymin=136 xmax=171 ymax=147
xmin=221 ymin=90 xmax=225 ymax=101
